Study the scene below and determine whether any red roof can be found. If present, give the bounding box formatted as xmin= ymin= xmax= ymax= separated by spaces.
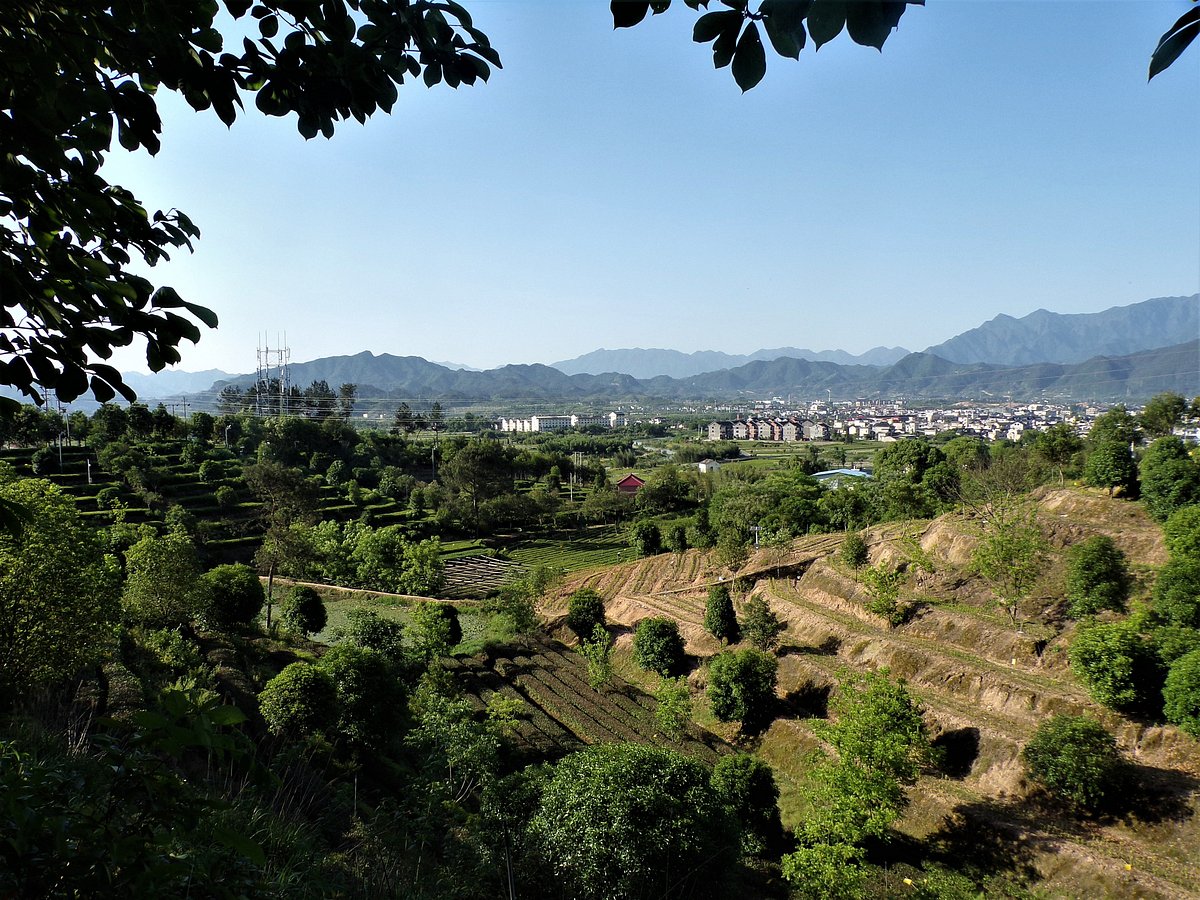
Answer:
xmin=616 ymin=473 xmax=645 ymax=493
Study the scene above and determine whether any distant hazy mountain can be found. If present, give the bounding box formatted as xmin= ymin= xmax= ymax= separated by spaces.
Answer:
xmin=925 ymin=294 xmax=1198 ymax=366
xmin=550 ymin=345 xmax=910 ymax=378
xmin=119 ymin=368 xmax=233 ymax=398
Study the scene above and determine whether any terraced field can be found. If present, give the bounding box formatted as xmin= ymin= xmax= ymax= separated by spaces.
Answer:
xmin=447 ymin=639 xmax=730 ymax=765
xmin=506 ymin=527 xmax=630 ymax=572
xmin=543 ymin=493 xmax=1200 ymax=899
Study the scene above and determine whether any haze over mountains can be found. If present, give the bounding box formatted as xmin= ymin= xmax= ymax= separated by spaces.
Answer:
xmin=114 ymin=294 xmax=1196 ymax=405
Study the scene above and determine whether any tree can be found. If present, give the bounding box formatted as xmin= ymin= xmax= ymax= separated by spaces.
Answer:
xmin=337 ymin=383 xmax=358 ymax=420
xmin=1164 ymin=505 xmax=1200 ymax=562
xmin=1088 ymin=405 xmax=1141 ymax=448
xmin=579 ymin=624 xmax=614 ymax=690
xmin=1163 ymin=648 xmax=1200 ymax=737
xmin=1064 ymin=535 xmax=1130 ymax=619
xmin=527 ymin=743 xmax=737 ymax=900
xmin=710 ymin=753 xmax=782 ymax=855
xmin=1140 ymin=392 xmax=1187 ymax=437
xmin=971 ymin=503 xmax=1047 ymax=625
xmin=258 ymin=662 xmax=337 ymax=739
xmin=1034 ymin=422 xmax=1084 ymax=486
xmin=655 ymin=677 xmax=693 ymax=742
xmin=317 ymin=643 xmax=400 ymax=748
xmin=442 ymin=439 xmax=514 ymax=528
xmin=1153 ymin=558 xmax=1200 ymax=629
xmin=198 ymin=563 xmax=265 ymax=630
xmin=0 ymin=1 xmax=500 ymax=404
xmin=1022 ymin=715 xmax=1125 ymax=811
xmin=704 ymin=584 xmax=739 ymax=644
xmin=1139 ymin=436 xmax=1200 ymax=522
xmin=1084 ymin=440 xmax=1139 ymax=498
xmin=280 ymin=585 xmax=327 ymax=637
xmin=566 ymin=588 xmax=606 ymax=641
xmin=860 ymin=564 xmax=906 ymax=625
xmin=339 ymin=608 xmax=407 ymax=665
xmin=0 ymin=476 xmax=120 ymax=698
xmin=629 ymin=519 xmax=663 ymax=557
xmin=707 ymin=648 xmax=777 ymax=731
xmin=633 ymin=617 xmax=686 ymax=676
xmin=741 ymin=594 xmax=785 ymax=652
xmin=665 ymin=522 xmax=690 ymax=554
xmin=409 ymin=602 xmax=461 ymax=660
xmin=1069 ymin=620 xmax=1159 ymax=712
xmin=840 ymin=531 xmax=868 ymax=577
xmin=122 ymin=528 xmax=203 ymax=627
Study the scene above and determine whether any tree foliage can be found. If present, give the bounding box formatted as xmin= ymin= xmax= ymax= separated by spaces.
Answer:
xmin=704 ymin=584 xmax=739 ymax=644
xmin=633 ymin=617 xmax=686 ymax=676
xmin=971 ymin=503 xmax=1047 ymax=624
xmin=0 ymin=476 xmax=120 ymax=698
xmin=654 ymin=676 xmax=693 ymax=742
xmin=579 ymin=624 xmax=615 ymax=690
xmin=1163 ymin=504 xmax=1200 ymax=563
xmin=707 ymin=648 xmax=777 ymax=731
xmin=1139 ymin=436 xmax=1200 ymax=522
xmin=121 ymin=528 xmax=203 ymax=627
xmin=1163 ymin=648 xmax=1200 ymax=737
xmin=1069 ymin=619 xmax=1160 ymax=712
xmin=0 ymin=0 xmax=500 ymax=403
xmin=566 ymin=588 xmax=606 ymax=641
xmin=258 ymin=662 xmax=337 ymax=738
xmin=741 ymin=593 xmax=785 ymax=652
xmin=1022 ymin=715 xmax=1125 ymax=811
xmin=1064 ymin=535 xmax=1129 ymax=619
xmin=710 ymin=753 xmax=781 ymax=855
xmin=280 ymin=585 xmax=327 ymax=636
xmin=528 ymin=743 xmax=737 ymax=900
xmin=198 ymin=563 xmax=264 ymax=630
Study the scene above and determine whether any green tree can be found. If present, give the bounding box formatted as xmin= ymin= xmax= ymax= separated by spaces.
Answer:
xmin=1164 ymin=505 xmax=1200 ymax=562
xmin=781 ymin=842 xmax=865 ymax=899
xmin=1034 ymin=422 xmax=1084 ymax=486
xmin=704 ymin=584 xmax=739 ymax=644
xmin=528 ymin=743 xmax=737 ymax=900
xmin=633 ymin=617 xmax=686 ymax=676
xmin=258 ymin=662 xmax=338 ymax=738
xmin=1163 ymin=648 xmax=1200 ymax=737
xmin=665 ymin=522 xmax=690 ymax=554
xmin=198 ymin=563 xmax=264 ymax=630
xmin=630 ymin=519 xmax=663 ymax=557
xmin=566 ymin=588 xmax=606 ymax=641
xmin=840 ymin=531 xmax=869 ymax=577
xmin=122 ymin=528 xmax=203 ymax=627
xmin=1022 ymin=714 xmax=1125 ymax=811
xmin=1089 ymin=405 xmax=1142 ymax=448
xmin=339 ymin=608 xmax=407 ymax=665
xmin=707 ymin=648 xmax=778 ymax=731
xmin=579 ymin=624 xmax=614 ymax=690
xmin=0 ymin=1 xmax=500 ymax=404
xmin=0 ymin=476 xmax=120 ymax=698
xmin=442 ymin=438 xmax=515 ymax=529
xmin=1069 ymin=619 xmax=1159 ymax=712
xmin=1085 ymin=440 xmax=1139 ymax=498
xmin=1140 ymin=392 xmax=1188 ymax=437
xmin=409 ymin=602 xmax=461 ymax=660
xmin=1153 ymin=558 xmax=1200 ymax=628
xmin=710 ymin=753 xmax=781 ymax=855
xmin=971 ymin=503 xmax=1047 ymax=624
xmin=1139 ymin=436 xmax=1200 ymax=522
xmin=860 ymin=564 xmax=906 ymax=625
xmin=741 ymin=594 xmax=785 ymax=652
xmin=655 ymin=676 xmax=693 ymax=742
xmin=317 ymin=643 xmax=401 ymax=748
xmin=280 ymin=585 xmax=327 ymax=637
xmin=1064 ymin=535 xmax=1130 ymax=618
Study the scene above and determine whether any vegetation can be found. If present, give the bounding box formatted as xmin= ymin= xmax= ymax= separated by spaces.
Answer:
xmin=579 ymin=624 xmax=615 ymax=690
xmin=280 ymin=585 xmax=327 ymax=636
xmin=1022 ymin=715 xmax=1125 ymax=811
xmin=707 ymin=649 xmax=777 ymax=732
xmin=1064 ymin=535 xmax=1129 ymax=618
xmin=704 ymin=583 xmax=739 ymax=644
xmin=566 ymin=588 xmax=607 ymax=641
xmin=633 ymin=617 xmax=686 ymax=676
xmin=1164 ymin=649 xmax=1200 ymax=737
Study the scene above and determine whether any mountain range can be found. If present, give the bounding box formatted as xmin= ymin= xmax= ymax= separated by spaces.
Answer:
xmin=113 ymin=293 xmax=1196 ymax=405
xmin=550 ymin=345 xmax=911 ymax=378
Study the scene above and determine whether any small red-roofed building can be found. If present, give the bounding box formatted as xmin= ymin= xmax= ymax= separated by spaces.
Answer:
xmin=616 ymin=474 xmax=645 ymax=495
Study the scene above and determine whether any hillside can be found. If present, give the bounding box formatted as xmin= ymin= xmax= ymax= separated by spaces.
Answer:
xmin=551 ymin=345 xmax=910 ymax=378
xmin=925 ymin=294 xmax=1199 ymax=366
xmin=542 ymin=491 xmax=1200 ymax=898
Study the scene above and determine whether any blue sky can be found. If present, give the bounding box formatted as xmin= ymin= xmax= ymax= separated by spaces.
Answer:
xmin=105 ymin=1 xmax=1200 ymax=375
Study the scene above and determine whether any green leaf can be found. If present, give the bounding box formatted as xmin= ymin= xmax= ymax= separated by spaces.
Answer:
xmin=181 ymin=300 xmax=219 ymax=329
xmin=611 ymin=1 xmax=652 ymax=28
xmin=259 ymin=14 xmax=278 ymax=38
xmin=712 ymin=18 xmax=742 ymax=68
xmin=694 ymin=9 xmax=741 ymax=43
xmin=845 ymin=0 xmax=906 ymax=51
xmin=807 ymin=0 xmax=846 ymax=48
xmin=732 ymin=21 xmax=766 ymax=90
xmin=1149 ymin=5 xmax=1200 ymax=80
xmin=212 ymin=826 xmax=266 ymax=867
xmin=761 ymin=0 xmax=809 ymax=59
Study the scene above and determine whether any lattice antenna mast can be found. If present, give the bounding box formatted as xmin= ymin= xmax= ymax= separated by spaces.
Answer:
xmin=255 ymin=334 xmax=292 ymax=417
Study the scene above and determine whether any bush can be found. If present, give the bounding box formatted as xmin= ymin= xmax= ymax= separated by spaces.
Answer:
xmin=280 ymin=586 xmax=327 ymax=636
xmin=198 ymin=563 xmax=264 ymax=630
xmin=711 ymin=753 xmax=782 ymax=855
xmin=741 ymin=594 xmax=785 ymax=651
xmin=528 ymin=744 xmax=737 ymax=900
xmin=703 ymin=584 xmax=739 ymax=644
xmin=410 ymin=602 xmax=461 ymax=659
xmin=840 ymin=532 xmax=868 ymax=573
xmin=1164 ymin=505 xmax=1200 ymax=562
xmin=1152 ymin=558 xmax=1200 ymax=628
xmin=707 ymin=649 xmax=778 ymax=731
xmin=1064 ymin=535 xmax=1129 ymax=618
xmin=665 ymin=523 xmax=689 ymax=554
xmin=30 ymin=447 xmax=57 ymax=475
xmin=630 ymin=519 xmax=663 ymax=557
xmin=565 ymin=588 xmax=606 ymax=641
xmin=1022 ymin=714 xmax=1125 ymax=810
xmin=214 ymin=485 xmax=238 ymax=509
xmin=197 ymin=459 xmax=221 ymax=483
xmin=654 ymin=676 xmax=692 ymax=741
xmin=258 ymin=663 xmax=337 ymax=738
xmin=633 ymin=617 xmax=686 ymax=676
xmin=579 ymin=624 xmax=614 ymax=690
xmin=339 ymin=608 xmax=407 ymax=664
xmin=1163 ymin=648 xmax=1200 ymax=737
xmin=1069 ymin=620 xmax=1160 ymax=713
xmin=317 ymin=644 xmax=400 ymax=747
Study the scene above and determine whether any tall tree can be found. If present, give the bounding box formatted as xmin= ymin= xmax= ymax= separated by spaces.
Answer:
xmin=1140 ymin=392 xmax=1188 ymax=438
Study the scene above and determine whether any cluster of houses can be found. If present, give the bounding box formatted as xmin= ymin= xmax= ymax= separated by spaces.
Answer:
xmin=707 ymin=418 xmax=831 ymax=442
xmin=496 ymin=412 xmax=627 ymax=433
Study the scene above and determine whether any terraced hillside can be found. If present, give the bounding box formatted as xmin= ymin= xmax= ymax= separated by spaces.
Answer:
xmin=543 ymin=490 xmax=1200 ymax=898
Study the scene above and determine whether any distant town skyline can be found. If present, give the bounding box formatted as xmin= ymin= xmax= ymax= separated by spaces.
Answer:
xmin=103 ymin=2 xmax=1199 ymax=375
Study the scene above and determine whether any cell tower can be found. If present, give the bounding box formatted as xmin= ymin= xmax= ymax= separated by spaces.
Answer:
xmin=255 ymin=333 xmax=291 ymax=417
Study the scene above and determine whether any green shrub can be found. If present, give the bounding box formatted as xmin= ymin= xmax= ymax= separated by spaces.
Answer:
xmin=258 ymin=662 xmax=337 ymax=738
xmin=317 ymin=644 xmax=400 ymax=747
xmin=339 ymin=608 xmax=406 ymax=664
xmin=214 ymin=485 xmax=238 ymax=509
xmin=1068 ymin=620 xmax=1160 ymax=712
xmin=1163 ymin=648 xmax=1200 ymax=737
xmin=741 ymin=594 xmax=785 ymax=652
xmin=565 ymin=588 xmax=606 ymax=641
xmin=1163 ymin=505 xmax=1200 ymax=562
xmin=654 ymin=676 xmax=692 ymax=741
xmin=633 ymin=616 xmax=686 ymax=676
xmin=410 ymin=602 xmax=461 ymax=659
xmin=280 ymin=586 xmax=327 ymax=636
xmin=579 ymin=624 xmax=614 ymax=690
xmin=199 ymin=563 xmax=264 ymax=630
xmin=1152 ymin=558 xmax=1200 ymax=628
xmin=703 ymin=584 xmax=739 ymax=644
xmin=1022 ymin=714 xmax=1125 ymax=810
xmin=630 ymin=519 xmax=662 ymax=557
xmin=707 ymin=648 xmax=777 ymax=731
xmin=840 ymin=532 xmax=868 ymax=573
xmin=1064 ymin=535 xmax=1129 ymax=618
xmin=711 ymin=753 xmax=782 ymax=854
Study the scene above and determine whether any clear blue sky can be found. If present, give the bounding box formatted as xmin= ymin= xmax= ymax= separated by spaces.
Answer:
xmin=105 ymin=1 xmax=1200 ymax=375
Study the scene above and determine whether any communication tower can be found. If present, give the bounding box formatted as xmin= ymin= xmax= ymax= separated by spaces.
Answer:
xmin=255 ymin=334 xmax=291 ymax=417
